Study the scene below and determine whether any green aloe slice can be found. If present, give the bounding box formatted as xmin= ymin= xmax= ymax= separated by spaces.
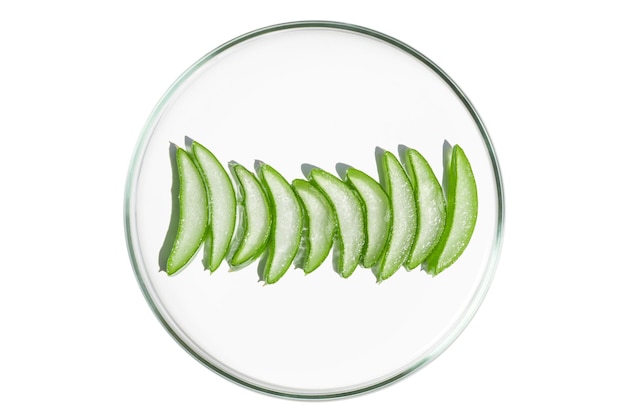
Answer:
xmin=292 ymin=179 xmax=336 ymax=274
xmin=190 ymin=140 xmax=237 ymax=273
xmin=422 ymin=145 xmax=478 ymax=275
xmin=345 ymin=167 xmax=391 ymax=268
xmin=309 ymin=168 xmax=365 ymax=278
xmin=374 ymin=150 xmax=417 ymax=281
xmin=257 ymin=162 xmax=303 ymax=284
xmin=227 ymin=162 xmax=272 ymax=270
xmin=166 ymin=147 xmax=209 ymax=275
xmin=401 ymin=147 xmax=446 ymax=270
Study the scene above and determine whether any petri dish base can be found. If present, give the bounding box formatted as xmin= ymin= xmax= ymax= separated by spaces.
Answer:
xmin=124 ymin=21 xmax=504 ymax=400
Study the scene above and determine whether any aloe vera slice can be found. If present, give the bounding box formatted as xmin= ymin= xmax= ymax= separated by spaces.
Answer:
xmin=345 ymin=167 xmax=391 ymax=268
xmin=190 ymin=140 xmax=236 ymax=272
xmin=292 ymin=179 xmax=336 ymax=274
xmin=374 ymin=151 xmax=417 ymax=281
xmin=166 ymin=148 xmax=209 ymax=275
xmin=309 ymin=168 xmax=365 ymax=278
xmin=401 ymin=147 xmax=446 ymax=270
xmin=257 ymin=162 xmax=303 ymax=284
xmin=228 ymin=162 xmax=271 ymax=269
xmin=422 ymin=145 xmax=478 ymax=275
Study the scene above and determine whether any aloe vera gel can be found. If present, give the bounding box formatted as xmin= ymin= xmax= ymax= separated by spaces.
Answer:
xmin=163 ymin=139 xmax=477 ymax=281
xmin=256 ymin=162 xmax=303 ymax=284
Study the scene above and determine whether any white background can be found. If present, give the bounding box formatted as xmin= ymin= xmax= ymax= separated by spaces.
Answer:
xmin=1 ymin=1 xmax=624 ymax=415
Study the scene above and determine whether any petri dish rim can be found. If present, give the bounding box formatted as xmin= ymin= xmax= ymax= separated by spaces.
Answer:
xmin=124 ymin=20 xmax=505 ymax=400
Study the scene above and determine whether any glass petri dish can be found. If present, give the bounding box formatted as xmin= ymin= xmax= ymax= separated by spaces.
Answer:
xmin=124 ymin=21 xmax=504 ymax=400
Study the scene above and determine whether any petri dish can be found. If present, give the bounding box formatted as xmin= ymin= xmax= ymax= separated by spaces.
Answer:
xmin=124 ymin=21 xmax=504 ymax=400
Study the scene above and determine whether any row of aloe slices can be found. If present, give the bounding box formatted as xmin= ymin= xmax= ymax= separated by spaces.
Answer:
xmin=164 ymin=138 xmax=478 ymax=283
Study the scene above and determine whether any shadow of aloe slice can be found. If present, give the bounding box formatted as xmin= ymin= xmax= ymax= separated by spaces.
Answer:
xmin=159 ymin=143 xmax=181 ymax=272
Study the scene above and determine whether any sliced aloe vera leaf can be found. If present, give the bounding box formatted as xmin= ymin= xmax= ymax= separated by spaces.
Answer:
xmin=256 ymin=162 xmax=303 ymax=284
xmin=309 ymin=168 xmax=365 ymax=278
xmin=345 ymin=167 xmax=391 ymax=268
xmin=401 ymin=147 xmax=446 ymax=270
xmin=374 ymin=150 xmax=417 ymax=281
xmin=166 ymin=147 xmax=209 ymax=275
xmin=190 ymin=140 xmax=236 ymax=273
xmin=422 ymin=144 xmax=478 ymax=275
xmin=292 ymin=179 xmax=336 ymax=274
xmin=227 ymin=162 xmax=272 ymax=269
